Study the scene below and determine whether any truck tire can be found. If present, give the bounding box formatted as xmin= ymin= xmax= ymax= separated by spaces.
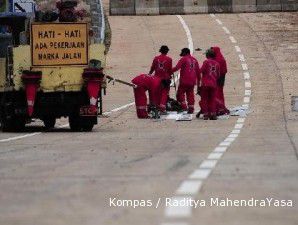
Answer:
xmin=1 ymin=117 xmax=25 ymax=132
xmin=69 ymin=114 xmax=81 ymax=131
xmin=43 ymin=117 xmax=56 ymax=129
xmin=82 ymin=124 xmax=94 ymax=132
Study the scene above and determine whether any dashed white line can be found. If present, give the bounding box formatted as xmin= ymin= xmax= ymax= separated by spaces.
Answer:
xmin=176 ymin=180 xmax=203 ymax=195
xmin=245 ymin=89 xmax=252 ymax=96
xmin=216 ymin=19 xmax=223 ymax=25
xmin=242 ymin=63 xmax=248 ymax=70
xmin=244 ymin=97 xmax=251 ymax=103
xmin=165 ymin=197 xmax=193 ymax=217
xmin=213 ymin=146 xmax=228 ymax=153
xmin=235 ymin=123 xmax=244 ymax=129
xmin=231 ymin=129 xmax=241 ymax=134
xmin=235 ymin=45 xmax=241 ymax=52
xmin=222 ymin=26 xmax=231 ymax=34
xmin=244 ymin=71 xmax=250 ymax=80
xmin=239 ymin=54 xmax=246 ymax=62
xmin=189 ymin=169 xmax=211 ymax=180
xmin=200 ymin=160 xmax=218 ymax=169
xmin=245 ymin=81 xmax=252 ymax=88
xmin=229 ymin=36 xmax=237 ymax=43
xmin=237 ymin=118 xmax=246 ymax=123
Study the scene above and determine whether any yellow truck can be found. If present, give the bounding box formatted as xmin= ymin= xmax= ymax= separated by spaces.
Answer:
xmin=0 ymin=12 xmax=106 ymax=131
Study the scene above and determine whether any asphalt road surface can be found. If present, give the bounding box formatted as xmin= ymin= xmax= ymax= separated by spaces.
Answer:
xmin=0 ymin=10 xmax=297 ymax=225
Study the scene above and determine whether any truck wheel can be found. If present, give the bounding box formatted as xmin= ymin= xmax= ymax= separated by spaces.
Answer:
xmin=82 ymin=124 xmax=94 ymax=132
xmin=2 ymin=117 xmax=25 ymax=132
xmin=69 ymin=115 xmax=81 ymax=131
xmin=43 ymin=118 xmax=56 ymax=129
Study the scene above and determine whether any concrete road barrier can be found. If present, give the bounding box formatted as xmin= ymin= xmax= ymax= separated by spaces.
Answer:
xmin=184 ymin=0 xmax=208 ymax=14
xmin=257 ymin=0 xmax=282 ymax=11
xmin=232 ymin=0 xmax=256 ymax=12
xmin=110 ymin=0 xmax=135 ymax=15
xmin=135 ymin=0 xmax=159 ymax=15
xmin=207 ymin=0 xmax=233 ymax=13
xmin=159 ymin=0 xmax=184 ymax=14
xmin=110 ymin=0 xmax=297 ymax=15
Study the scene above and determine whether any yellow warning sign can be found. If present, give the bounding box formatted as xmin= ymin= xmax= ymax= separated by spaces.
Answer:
xmin=31 ymin=23 xmax=89 ymax=66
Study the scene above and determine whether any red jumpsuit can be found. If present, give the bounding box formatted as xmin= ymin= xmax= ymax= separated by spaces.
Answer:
xmin=150 ymin=54 xmax=173 ymax=112
xmin=172 ymin=55 xmax=200 ymax=113
xmin=199 ymin=59 xmax=220 ymax=118
xmin=213 ymin=46 xmax=229 ymax=115
xmin=131 ymin=74 xmax=161 ymax=119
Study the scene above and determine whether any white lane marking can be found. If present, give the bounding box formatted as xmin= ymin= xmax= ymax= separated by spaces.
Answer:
xmin=216 ymin=19 xmax=223 ymax=25
xmin=242 ymin=63 xmax=248 ymax=70
xmin=213 ymin=146 xmax=228 ymax=153
xmin=239 ymin=54 xmax=245 ymax=62
xmin=244 ymin=97 xmax=250 ymax=103
xmin=235 ymin=45 xmax=241 ymax=52
xmin=244 ymin=71 xmax=250 ymax=80
xmin=176 ymin=180 xmax=203 ymax=195
xmin=245 ymin=89 xmax=252 ymax=96
xmin=162 ymin=14 xmax=252 ymax=223
xmin=0 ymin=132 xmax=41 ymax=143
xmin=222 ymin=26 xmax=231 ymax=34
xmin=165 ymin=197 xmax=193 ymax=217
xmin=0 ymin=102 xmax=135 ymax=143
xmin=200 ymin=160 xmax=218 ymax=169
xmin=235 ymin=123 xmax=244 ymax=129
xmin=237 ymin=118 xmax=246 ymax=123
xmin=208 ymin=152 xmax=223 ymax=160
xmin=229 ymin=36 xmax=237 ymax=43
xmin=228 ymin=133 xmax=239 ymax=138
xmin=189 ymin=169 xmax=211 ymax=179
xmin=177 ymin=15 xmax=194 ymax=53
xmin=245 ymin=81 xmax=252 ymax=88
xmin=162 ymin=223 xmax=188 ymax=225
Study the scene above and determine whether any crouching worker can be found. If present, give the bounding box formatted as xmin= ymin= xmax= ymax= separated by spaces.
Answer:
xmin=131 ymin=74 xmax=161 ymax=119
xmin=172 ymin=48 xmax=201 ymax=114
xmin=198 ymin=49 xmax=220 ymax=120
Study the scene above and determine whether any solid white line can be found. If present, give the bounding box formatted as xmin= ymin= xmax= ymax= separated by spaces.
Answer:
xmin=208 ymin=152 xmax=223 ymax=160
xmin=213 ymin=146 xmax=228 ymax=153
xmin=229 ymin=36 xmax=237 ymax=43
xmin=200 ymin=160 xmax=217 ymax=169
xmin=176 ymin=180 xmax=203 ymax=195
xmin=165 ymin=197 xmax=193 ymax=218
xmin=189 ymin=169 xmax=211 ymax=179
xmin=0 ymin=102 xmax=135 ymax=143
xmin=0 ymin=132 xmax=41 ymax=143
xmin=177 ymin=15 xmax=194 ymax=53
xmin=222 ymin=26 xmax=231 ymax=34
xmin=235 ymin=45 xmax=241 ymax=52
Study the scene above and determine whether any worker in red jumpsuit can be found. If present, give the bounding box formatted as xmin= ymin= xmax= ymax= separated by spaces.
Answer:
xmin=198 ymin=49 xmax=220 ymax=120
xmin=212 ymin=46 xmax=229 ymax=115
xmin=149 ymin=45 xmax=173 ymax=113
xmin=131 ymin=74 xmax=161 ymax=119
xmin=172 ymin=48 xmax=201 ymax=114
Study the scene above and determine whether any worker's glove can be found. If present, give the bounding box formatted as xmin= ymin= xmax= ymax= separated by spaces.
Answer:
xmin=197 ymin=87 xmax=201 ymax=96
xmin=217 ymin=75 xmax=226 ymax=87
xmin=161 ymin=79 xmax=171 ymax=88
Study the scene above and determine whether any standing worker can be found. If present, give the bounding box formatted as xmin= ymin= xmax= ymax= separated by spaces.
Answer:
xmin=198 ymin=49 xmax=220 ymax=120
xmin=172 ymin=48 xmax=201 ymax=114
xmin=212 ymin=46 xmax=229 ymax=115
xmin=131 ymin=74 xmax=161 ymax=119
xmin=149 ymin=45 xmax=173 ymax=114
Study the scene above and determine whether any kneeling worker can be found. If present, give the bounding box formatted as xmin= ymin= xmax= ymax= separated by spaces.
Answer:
xmin=131 ymin=74 xmax=161 ymax=119
xmin=149 ymin=45 xmax=173 ymax=113
xmin=198 ymin=49 xmax=220 ymax=120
